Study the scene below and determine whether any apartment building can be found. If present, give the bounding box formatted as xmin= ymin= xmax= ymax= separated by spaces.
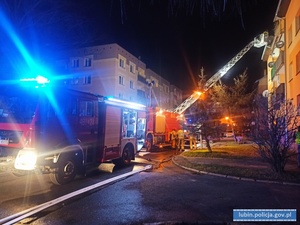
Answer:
xmin=58 ymin=43 xmax=182 ymax=109
xmin=264 ymin=0 xmax=300 ymax=115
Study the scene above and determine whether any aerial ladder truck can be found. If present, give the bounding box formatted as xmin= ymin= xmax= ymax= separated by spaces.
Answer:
xmin=146 ymin=32 xmax=268 ymax=151
xmin=173 ymin=31 xmax=269 ymax=115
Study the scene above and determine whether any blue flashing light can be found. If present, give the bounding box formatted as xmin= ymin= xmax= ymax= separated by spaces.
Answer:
xmin=20 ymin=75 xmax=50 ymax=88
xmin=20 ymin=75 xmax=50 ymax=83
xmin=36 ymin=75 xmax=50 ymax=84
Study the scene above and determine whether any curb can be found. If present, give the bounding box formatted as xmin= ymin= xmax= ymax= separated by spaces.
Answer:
xmin=172 ymin=156 xmax=300 ymax=187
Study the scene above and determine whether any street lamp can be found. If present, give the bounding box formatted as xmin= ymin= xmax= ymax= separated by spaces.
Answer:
xmin=225 ymin=116 xmax=235 ymax=138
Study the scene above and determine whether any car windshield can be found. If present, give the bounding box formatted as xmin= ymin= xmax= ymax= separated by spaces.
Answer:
xmin=0 ymin=86 xmax=39 ymax=124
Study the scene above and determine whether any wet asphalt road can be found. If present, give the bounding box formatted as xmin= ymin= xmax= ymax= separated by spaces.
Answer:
xmin=0 ymin=150 xmax=300 ymax=224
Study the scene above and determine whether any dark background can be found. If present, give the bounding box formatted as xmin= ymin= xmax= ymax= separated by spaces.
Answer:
xmin=0 ymin=0 xmax=279 ymax=95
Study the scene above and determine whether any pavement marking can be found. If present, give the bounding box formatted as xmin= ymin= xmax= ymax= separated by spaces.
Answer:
xmin=0 ymin=164 xmax=152 ymax=225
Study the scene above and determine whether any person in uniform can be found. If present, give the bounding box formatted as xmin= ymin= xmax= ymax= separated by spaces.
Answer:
xmin=170 ymin=129 xmax=177 ymax=149
xmin=177 ymin=129 xmax=185 ymax=151
xmin=189 ymin=131 xmax=197 ymax=150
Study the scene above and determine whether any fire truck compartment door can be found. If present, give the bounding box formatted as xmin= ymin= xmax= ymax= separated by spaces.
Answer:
xmin=104 ymin=106 xmax=121 ymax=146
xmin=155 ymin=114 xmax=165 ymax=133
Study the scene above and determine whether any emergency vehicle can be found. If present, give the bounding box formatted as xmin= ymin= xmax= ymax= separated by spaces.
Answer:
xmin=145 ymin=107 xmax=183 ymax=151
xmin=0 ymin=78 xmax=146 ymax=185
xmin=145 ymin=32 xmax=269 ymax=151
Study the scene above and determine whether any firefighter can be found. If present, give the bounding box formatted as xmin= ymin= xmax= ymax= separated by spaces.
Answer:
xmin=170 ymin=129 xmax=177 ymax=149
xmin=189 ymin=131 xmax=197 ymax=150
xmin=177 ymin=129 xmax=185 ymax=151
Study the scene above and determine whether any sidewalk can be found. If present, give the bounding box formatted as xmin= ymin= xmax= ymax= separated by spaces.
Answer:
xmin=173 ymin=155 xmax=269 ymax=170
xmin=172 ymin=153 xmax=300 ymax=185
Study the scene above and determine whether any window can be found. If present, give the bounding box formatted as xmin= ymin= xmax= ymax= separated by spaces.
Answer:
xmin=84 ymin=75 xmax=91 ymax=84
xmin=164 ymin=85 xmax=169 ymax=93
xmin=122 ymin=109 xmax=137 ymax=138
xmin=79 ymin=100 xmax=94 ymax=117
xmin=130 ymin=80 xmax=134 ymax=89
xmin=119 ymin=76 xmax=124 ymax=85
xmin=119 ymin=56 xmax=125 ymax=68
xmin=159 ymin=85 xmax=163 ymax=92
xmin=297 ymin=94 xmax=300 ymax=116
xmin=296 ymin=13 xmax=300 ymax=35
xmin=288 ymin=27 xmax=292 ymax=46
xmin=72 ymin=59 xmax=79 ymax=68
xmin=129 ymin=62 xmax=136 ymax=73
xmin=296 ymin=51 xmax=300 ymax=74
xmin=288 ymin=62 xmax=293 ymax=81
xmin=84 ymin=58 xmax=92 ymax=67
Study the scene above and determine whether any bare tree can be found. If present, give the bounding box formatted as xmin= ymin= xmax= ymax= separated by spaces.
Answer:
xmin=252 ymin=95 xmax=298 ymax=174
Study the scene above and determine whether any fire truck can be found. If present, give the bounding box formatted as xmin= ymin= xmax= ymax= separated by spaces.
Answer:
xmin=0 ymin=78 xmax=146 ymax=185
xmin=145 ymin=32 xmax=268 ymax=151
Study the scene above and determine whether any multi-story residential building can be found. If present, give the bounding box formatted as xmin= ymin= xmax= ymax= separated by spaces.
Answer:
xmin=145 ymin=68 xmax=173 ymax=109
xmin=263 ymin=0 xmax=300 ymax=117
xmin=284 ymin=0 xmax=300 ymax=114
xmin=57 ymin=43 xmax=182 ymax=109
xmin=169 ymin=84 xmax=183 ymax=110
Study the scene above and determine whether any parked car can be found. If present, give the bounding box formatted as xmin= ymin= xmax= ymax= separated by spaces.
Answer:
xmin=225 ymin=131 xmax=234 ymax=137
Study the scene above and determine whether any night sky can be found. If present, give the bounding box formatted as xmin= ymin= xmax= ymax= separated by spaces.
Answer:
xmin=0 ymin=0 xmax=279 ymax=95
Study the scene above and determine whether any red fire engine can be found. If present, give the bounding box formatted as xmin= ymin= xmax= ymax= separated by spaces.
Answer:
xmin=0 ymin=79 xmax=146 ymax=185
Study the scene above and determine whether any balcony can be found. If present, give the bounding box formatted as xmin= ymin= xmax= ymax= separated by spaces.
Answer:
xmin=137 ymin=74 xmax=147 ymax=85
xmin=271 ymin=51 xmax=284 ymax=80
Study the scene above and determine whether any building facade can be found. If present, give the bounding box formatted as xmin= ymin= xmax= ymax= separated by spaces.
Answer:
xmin=58 ymin=43 xmax=182 ymax=110
xmin=263 ymin=0 xmax=300 ymax=117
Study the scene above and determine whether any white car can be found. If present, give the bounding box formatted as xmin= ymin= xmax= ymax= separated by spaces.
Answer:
xmin=225 ymin=131 xmax=234 ymax=137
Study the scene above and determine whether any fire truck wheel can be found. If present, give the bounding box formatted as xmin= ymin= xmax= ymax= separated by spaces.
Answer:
xmin=49 ymin=157 xmax=77 ymax=185
xmin=113 ymin=146 xmax=132 ymax=167
xmin=146 ymin=138 xmax=153 ymax=152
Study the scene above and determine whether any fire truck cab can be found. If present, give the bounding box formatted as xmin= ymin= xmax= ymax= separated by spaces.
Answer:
xmin=0 ymin=83 xmax=146 ymax=185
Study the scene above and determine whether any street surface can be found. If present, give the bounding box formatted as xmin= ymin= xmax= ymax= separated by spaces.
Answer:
xmin=0 ymin=149 xmax=299 ymax=224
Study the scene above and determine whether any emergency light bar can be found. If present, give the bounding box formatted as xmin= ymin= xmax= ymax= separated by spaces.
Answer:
xmin=20 ymin=75 xmax=50 ymax=86
xmin=105 ymin=97 xmax=146 ymax=111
